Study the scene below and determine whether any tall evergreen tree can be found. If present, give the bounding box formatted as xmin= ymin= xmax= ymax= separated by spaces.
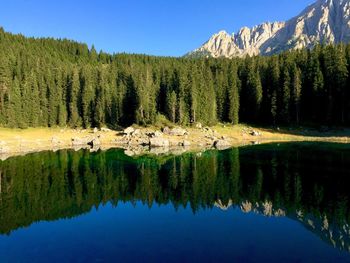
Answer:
xmin=68 ymin=68 xmax=81 ymax=127
xmin=228 ymin=63 xmax=240 ymax=125
xmin=166 ymin=90 xmax=177 ymax=123
xmin=0 ymin=60 xmax=9 ymax=116
xmin=280 ymin=68 xmax=291 ymax=124
xmin=291 ymin=64 xmax=302 ymax=125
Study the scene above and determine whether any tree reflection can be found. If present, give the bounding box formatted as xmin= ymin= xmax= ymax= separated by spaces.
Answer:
xmin=0 ymin=143 xmax=349 ymax=251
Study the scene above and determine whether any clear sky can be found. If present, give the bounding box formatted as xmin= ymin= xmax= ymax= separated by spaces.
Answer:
xmin=0 ymin=0 xmax=315 ymax=57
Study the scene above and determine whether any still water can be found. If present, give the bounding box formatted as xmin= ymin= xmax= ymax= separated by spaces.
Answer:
xmin=0 ymin=143 xmax=349 ymax=262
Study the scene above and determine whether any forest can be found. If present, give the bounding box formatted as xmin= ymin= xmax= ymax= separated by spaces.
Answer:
xmin=0 ymin=27 xmax=349 ymax=128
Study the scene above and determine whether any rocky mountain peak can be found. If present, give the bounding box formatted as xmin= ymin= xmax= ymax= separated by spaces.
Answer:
xmin=186 ymin=0 xmax=350 ymax=58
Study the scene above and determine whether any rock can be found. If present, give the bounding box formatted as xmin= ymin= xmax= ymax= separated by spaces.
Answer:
xmin=162 ymin=126 xmax=171 ymax=135
xmin=170 ymin=127 xmax=188 ymax=136
xmin=250 ymin=130 xmax=261 ymax=136
xmin=188 ymin=0 xmax=350 ymax=58
xmin=93 ymin=127 xmax=99 ymax=133
xmin=195 ymin=122 xmax=203 ymax=129
xmin=147 ymin=130 xmax=163 ymax=138
xmin=154 ymin=131 xmax=163 ymax=137
xmin=241 ymin=201 xmax=253 ymax=213
xmin=214 ymin=139 xmax=231 ymax=149
xmin=0 ymin=141 xmax=9 ymax=154
xmin=71 ymin=136 xmax=96 ymax=146
xmin=72 ymin=137 xmax=88 ymax=146
xmin=124 ymin=149 xmax=137 ymax=157
xmin=88 ymin=137 xmax=101 ymax=148
xmin=123 ymin=127 xmax=135 ymax=135
xmin=205 ymin=135 xmax=217 ymax=141
xmin=150 ymin=137 xmax=170 ymax=147
xmin=132 ymin=129 xmax=142 ymax=137
xmin=137 ymin=137 xmax=150 ymax=146
xmin=51 ymin=137 xmax=61 ymax=145
xmin=101 ymin=127 xmax=112 ymax=132
xmin=203 ymin=127 xmax=213 ymax=133
xmin=182 ymin=140 xmax=191 ymax=147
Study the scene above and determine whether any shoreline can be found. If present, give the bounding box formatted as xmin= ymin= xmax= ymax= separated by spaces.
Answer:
xmin=0 ymin=125 xmax=349 ymax=160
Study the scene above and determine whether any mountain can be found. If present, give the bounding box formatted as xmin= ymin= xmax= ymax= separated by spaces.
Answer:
xmin=186 ymin=0 xmax=350 ymax=58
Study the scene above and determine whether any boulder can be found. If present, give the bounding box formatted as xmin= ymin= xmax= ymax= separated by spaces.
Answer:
xmin=51 ymin=137 xmax=61 ymax=146
xmin=162 ymin=126 xmax=171 ymax=135
xmin=137 ymin=137 xmax=150 ymax=146
xmin=182 ymin=140 xmax=191 ymax=147
xmin=170 ymin=127 xmax=188 ymax=136
xmin=250 ymin=130 xmax=261 ymax=136
xmin=93 ymin=127 xmax=99 ymax=133
xmin=154 ymin=131 xmax=163 ymax=137
xmin=150 ymin=137 xmax=170 ymax=147
xmin=101 ymin=127 xmax=112 ymax=132
xmin=147 ymin=130 xmax=163 ymax=138
xmin=195 ymin=122 xmax=203 ymax=129
xmin=203 ymin=127 xmax=213 ymax=134
xmin=214 ymin=139 xmax=231 ymax=149
xmin=88 ymin=137 xmax=101 ymax=148
xmin=132 ymin=129 xmax=142 ymax=137
xmin=123 ymin=127 xmax=135 ymax=135
xmin=72 ymin=137 xmax=90 ymax=146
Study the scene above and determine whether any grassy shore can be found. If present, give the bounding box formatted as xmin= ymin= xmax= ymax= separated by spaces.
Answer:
xmin=0 ymin=124 xmax=349 ymax=159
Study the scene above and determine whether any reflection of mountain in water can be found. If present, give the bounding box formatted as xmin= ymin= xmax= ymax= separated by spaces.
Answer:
xmin=0 ymin=143 xmax=349 ymax=252
xmin=215 ymin=199 xmax=350 ymax=252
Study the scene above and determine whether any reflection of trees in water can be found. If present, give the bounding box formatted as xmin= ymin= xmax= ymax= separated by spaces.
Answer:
xmin=0 ymin=143 xmax=349 ymax=250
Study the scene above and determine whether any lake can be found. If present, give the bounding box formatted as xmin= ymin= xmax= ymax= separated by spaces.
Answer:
xmin=0 ymin=143 xmax=349 ymax=262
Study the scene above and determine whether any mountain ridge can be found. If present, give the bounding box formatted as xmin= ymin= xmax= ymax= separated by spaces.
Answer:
xmin=186 ymin=0 xmax=350 ymax=58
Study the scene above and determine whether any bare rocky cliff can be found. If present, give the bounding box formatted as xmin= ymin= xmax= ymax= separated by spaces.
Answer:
xmin=187 ymin=0 xmax=350 ymax=58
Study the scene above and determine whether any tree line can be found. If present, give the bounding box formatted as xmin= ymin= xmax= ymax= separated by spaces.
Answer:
xmin=0 ymin=27 xmax=350 ymax=128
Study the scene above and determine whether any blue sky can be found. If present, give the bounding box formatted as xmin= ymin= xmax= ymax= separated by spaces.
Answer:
xmin=0 ymin=0 xmax=315 ymax=56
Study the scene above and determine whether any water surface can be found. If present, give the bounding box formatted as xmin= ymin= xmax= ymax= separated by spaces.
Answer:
xmin=0 ymin=143 xmax=349 ymax=262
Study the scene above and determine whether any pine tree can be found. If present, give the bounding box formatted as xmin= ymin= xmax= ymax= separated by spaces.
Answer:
xmin=166 ymin=90 xmax=177 ymax=123
xmin=291 ymin=64 xmax=302 ymax=125
xmin=68 ymin=68 xmax=81 ymax=127
xmin=281 ymin=68 xmax=291 ymax=124
xmin=80 ymin=66 xmax=94 ymax=128
xmin=0 ymin=60 xmax=9 ymax=116
xmin=267 ymin=57 xmax=280 ymax=125
xmin=228 ymin=63 xmax=240 ymax=125
xmin=246 ymin=66 xmax=262 ymax=122
xmin=177 ymin=69 xmax=190 ymax=125
xmin=5 ymin=77 xmax=22 ymax=127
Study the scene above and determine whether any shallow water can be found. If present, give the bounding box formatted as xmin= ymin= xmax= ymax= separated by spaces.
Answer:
xmin=0 ymin=143 xmax=349 ymax=262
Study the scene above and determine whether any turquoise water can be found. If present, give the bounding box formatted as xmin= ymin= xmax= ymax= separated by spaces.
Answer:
xmin=0 ymin=143 xmax=349 ymax=262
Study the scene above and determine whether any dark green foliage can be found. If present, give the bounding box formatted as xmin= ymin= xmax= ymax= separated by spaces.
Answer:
xmin=0 ymin=28 xmax=350 ymax=127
